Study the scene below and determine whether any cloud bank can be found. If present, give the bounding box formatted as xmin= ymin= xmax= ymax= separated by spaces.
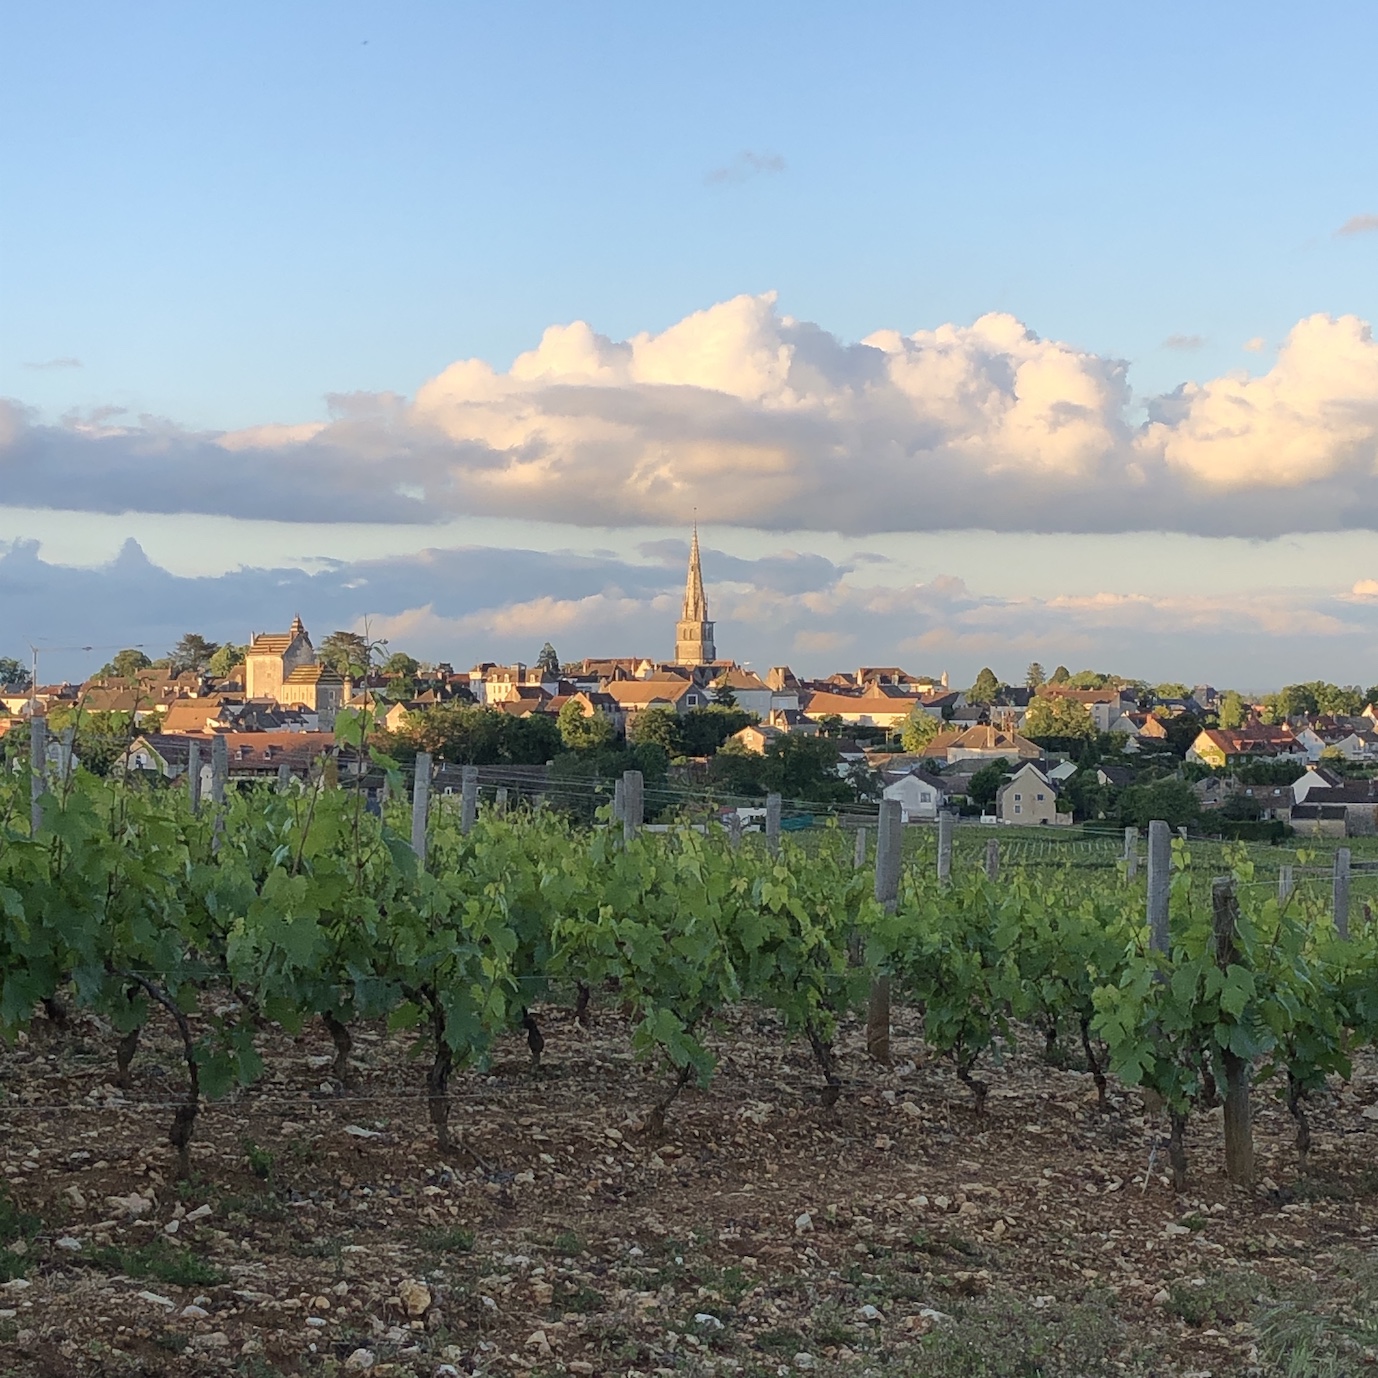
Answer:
xmin=5 ymin=536 xmax=1378 ymax=688
xmin=8 ymin=295 xmax=1378 ymax=537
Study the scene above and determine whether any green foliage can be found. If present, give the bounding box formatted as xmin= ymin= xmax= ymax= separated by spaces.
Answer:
xmin=900 ymin=707 xmax=942 ymax=753
xmin=679 ymin=705 xmax=754 ymax=756
xmin=536 ymin=642 xmax=561 ymax=675
xmin=558 ymin=698 xmax=616 ymax=751
xmin=1117 ymin=777 xmax=1200 ymax=830
xmin=207 ymin=643 xmax=246 ymax=679
xmin=967 ymin=667 xmax=1001 ymax=704
xmin=1025 ymin=662 xmax=1046 ymax=689
xmin=1065 ymin=670 xmax=1117 ymax=689
xmin=380 ymin=701 xmax=560 ymax=766
xmin=99 ymin=648 xmax=153 ymax=679
xmin=86 ymin=1239 xmax=225 ymax=1287
xmin=966 ymin=758 xmax=1011 ymax=810
xmin=1048 ymin=665 xmax=1070 ymax=684
xmin=318 ymin=630 xmax=371 ymax=677
xmin=628 ymin=706 xmax=683 ymax=757
xmin=1217 ymin=690 xmax=1249 ymax=729
xmin=1024 ymin=695 xmax=1096 ymax=740
xmin=170 ymin=633 xmax=219 ymax=674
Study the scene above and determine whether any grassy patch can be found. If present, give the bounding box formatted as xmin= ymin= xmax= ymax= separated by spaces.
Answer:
xmin=419 ymin=1225 xmax=475 ymax=1255
xmin=911 ymin=1291 xmax=1125 ymax=1377
xmin=86 ymin=1238 xmax=225 ymax=1288
xmin=242 ymin=1138 xmax=276 ymax=1180
xmin=550 ymin=1228 xmax=586 ymax=1255
xmin=1164 ymin=1270 xmax=1261 ymax=1327
xmin=0 ymin=1186 xmax=42 ymax=1282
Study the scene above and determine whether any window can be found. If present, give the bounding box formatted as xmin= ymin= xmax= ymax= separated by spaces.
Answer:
xmin=1036 ymin=792 xmax=1045 ymax=801
xmin=1014 ymin=804 xmax=1022 ymax=814
xmin=1013 ymin=793 xmax=1021 ymax=801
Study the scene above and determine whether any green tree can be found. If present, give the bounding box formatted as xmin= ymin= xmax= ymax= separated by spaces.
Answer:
xmin=679 ymin=705 xmax=753 ymax=756
xmin=1025 ymin=662 xmax=1046 ymax=689
xmin=967 ymin=758 xmax=1011 ymax=810
xmin=712 ymin=681 xmax=738 ymax=708
xmin=706 ymin=740 xmax=766 ymax=795
xmin=0 ymin=656 xmax=28 ymax=687
xmin=1049 ymin=665 xmax=1070 ymax=685
xmin=1217 ymin=690 xmax=1248 ymax=730
xmin=319 ymin=631 xmax=371 ymax=677
xmin=900 ymin=708 xmax=942 ymax=753
xmin=816 ymin=713 xmax=845 ymax=738
xmin=1066 ymin=669 xmax=1114 ymax=689
xmin=536 ymin=642 xmax=561 ymax=675
xmin=629 ymin=707 xmax=683 ymax=758
xmin=760 ymin=735 xmax=853 ymax=805
xmin=207 ymin=643 xmax=245 ymax=679
xmin=98 ymin=648 xmax=152 ymax=679
xmin=170 ymin=633 xmax=219 ymax=674
xmin=557 ymin=698 xmax=615 ymax=752
xmin=383 ymin=652 xmax=420 ymax=680
xmin=1024 ymin=695 xmax=1096 ymax=739
xmin=1154 ymin=682 xmax=1190 ymax=700
xmin=1117 ymin=778 xmax=1200 ymax=830
xmin=967 ymin=667 xmax=1001 ymax=705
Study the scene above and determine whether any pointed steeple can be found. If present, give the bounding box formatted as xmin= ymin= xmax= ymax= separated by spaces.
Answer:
xmin=675 ymin=524 xmax=715 ymax=665
xmin=682 ymin=524 xmax=708 ymax=623
xmin=289 ymin=613 xmax=305 ymax=638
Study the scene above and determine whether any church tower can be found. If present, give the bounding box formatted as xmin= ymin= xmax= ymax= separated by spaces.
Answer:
xmin=674 ymin=525 xmax=716 ymax=665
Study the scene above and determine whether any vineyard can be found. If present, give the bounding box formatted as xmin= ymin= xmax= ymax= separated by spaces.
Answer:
xmin=2 ymin=740 xmax=1378 ymax=1376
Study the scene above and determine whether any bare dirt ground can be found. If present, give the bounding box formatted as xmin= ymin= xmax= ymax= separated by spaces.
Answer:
xmin=2 ymin=1000 xmax=1376 ymax=1378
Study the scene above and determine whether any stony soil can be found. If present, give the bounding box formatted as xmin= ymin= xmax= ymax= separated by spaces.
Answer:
xmin=1 ymin=1000 xmax=1376 ymax=1377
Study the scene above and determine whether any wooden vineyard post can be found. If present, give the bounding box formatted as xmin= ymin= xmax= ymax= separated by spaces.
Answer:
xmin=29 ymin=716 xmax=46 ymax=836
xmin=936 ymin=811 xmax=954 ymax=887
xmin=1147 ymin=819 xmax=1171 ymax=954
xmin=1124 ymin=826 xmax=1139 ymax=881
xmin=187 ymin=740 xmax=201 ymax=815
xmin=622 ymin=769 xmax=644 ymax=843
xmin=984 ymin=837 xmax=999 ymax=882
xmin=210 ymin=734 xmax=228 ymax=852
xmin=1278 ymin=864 xmax=1294 ymax=906
xmin=276 ymin=762 xmax=291 ymax=793
xmin=765 ymin=792 xmax=782 ymax=856
xmin=460 ymin=764 xmax=479 ymax=835
xmin=867 ymin=798 xmax=902 ymax=1064
xmin=853 ymin=827 xmax=867 ymax=870
xmin=727 ymin=813 xmax=742 ymax=850
xmin=411 ymin=751 xmax=432 ymax=868
xmin=1333 ymin=848 xmax=1351 ymax=940
xmin=1212 ymin=876 xmax=1255 ymax=1187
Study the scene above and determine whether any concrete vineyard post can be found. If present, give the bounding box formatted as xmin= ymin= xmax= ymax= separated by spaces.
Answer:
xmin=613 ymin=776 xmax=625 ymax=825
xmin=276 ymin=762 xmax=291 ymax=793
xmin=937 ymin=811 xmax=953 ymax=887
xmin=187 ymin=740 xmax=201 ymax=815
xmin=765 ymin=793 xmax=782 ymax=855
xmin=1124 ymin=826 xmax=1138 ymax=881
xmin=867 ymin=798 xmax=902 ymax=1064
xmin=411 ymin=751 xmax=432 ymax=868
xmin=853 ymin=827 xmax=867 ymax=870
xmin=984 ymin=837 xmax=999 ymax=882
xmin=460 ymin=765 xmax=479 ymax=835
xmin=727 ymin=813 xmax=742 ymax=850
xmin=29 ymin=716 xmax=46 ymax=836
xmin=1333 ymin=848 xmax=1351 ymax=940
xmin=1278 ymin=865 xmax=1294 ymax=906
xmin=1147 ymin=820 xmax=1171 ymax=955
xmin=1212 ymin=877 xmax=1255 ymax=1187
xmin=495 ymin=786 xmax=508 ymax=815
xmin=622 ymin=770 xmax=644 ymax=843
xmin=210 ymin=734 xmax=228 ymax=852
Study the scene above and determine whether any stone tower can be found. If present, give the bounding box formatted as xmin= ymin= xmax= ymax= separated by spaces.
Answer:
xmin=674 ymin=526 xmax=716 ymax=666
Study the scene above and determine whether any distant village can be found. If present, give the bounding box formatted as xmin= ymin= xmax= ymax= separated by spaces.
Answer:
xmin=4 ymin=530 xmax=1378 ymax=837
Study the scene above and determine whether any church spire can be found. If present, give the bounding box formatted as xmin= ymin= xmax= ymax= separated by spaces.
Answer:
xmin=682 ymin=524 xmax=708 ymax=623
xmin=674 ymin=523 xmax=716 ymax=666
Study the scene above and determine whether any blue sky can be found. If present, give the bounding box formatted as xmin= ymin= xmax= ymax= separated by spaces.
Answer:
xmin=4 ymin=3 xmax=1378 ymax=686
